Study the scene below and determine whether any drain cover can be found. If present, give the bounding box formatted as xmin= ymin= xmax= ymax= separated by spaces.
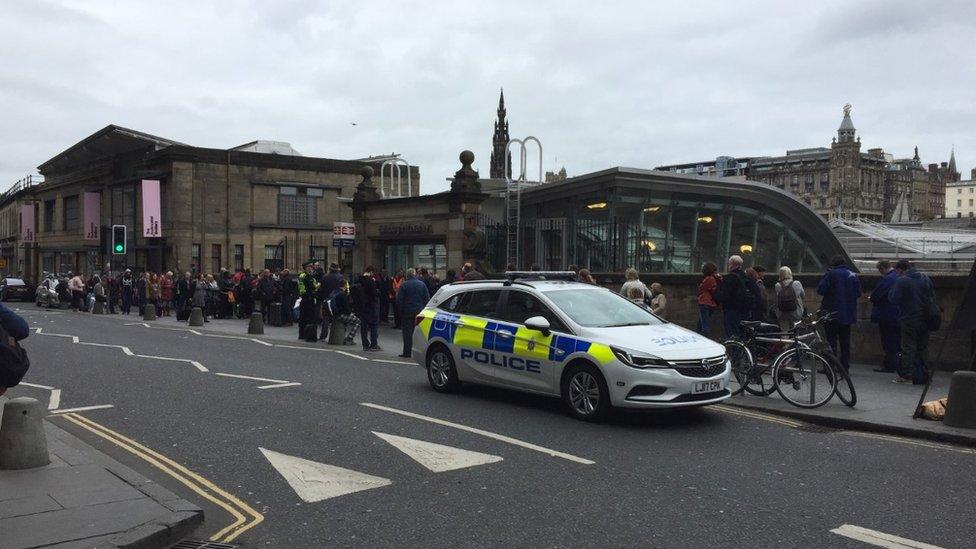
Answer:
xmin=171 ymin=541 xmax=238 ymax=549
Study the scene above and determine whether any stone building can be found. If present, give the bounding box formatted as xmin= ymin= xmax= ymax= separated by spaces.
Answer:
xmin=927 ymin=150 xmax=959 ymax=217
xmin=23 ymin=125 xmax=418 ymax=280
xmin=0 ymin=176 xmax=41 ymax=277
xmin=945 ymin=171 xmax=976 ymax=218
xmin=884 ymin=147 xmax=930 ymax=221
xmin=488 ymin=89 xmax=512 ymax=179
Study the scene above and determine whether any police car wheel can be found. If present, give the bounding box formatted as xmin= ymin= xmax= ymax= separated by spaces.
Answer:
xmin=561 ymin=363 xmax=610 ymax=421
xmin=426 ymin=346 xmax=460 ymax=392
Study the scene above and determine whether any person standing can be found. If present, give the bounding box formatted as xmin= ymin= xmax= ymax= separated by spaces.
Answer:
xmin=745 ymin=268 xmax=766 ymax=322
xmin=649 ymin=282 xmax=667 ymax=318
xmin=773 ymin=266 xmax=804 ymax=331
xmin=191 ymin=274 xmax=210 ymax=323
xmin=331 ymin=280 xmax=361 ymax=345
xmin=92 ymin=275 xmax=105 ymax=311
xmin=390 ymin=269 xmax=404 ymax=329
xmin=870 ymin=260 xmax=901 ymax=374
xmin=717 ymin=255 xmax=752 ymax=339
xmin=697 ymin=263 xmax=720 ymax=337
xmin=105 ymin=272 xmax=119 ymax=314
xmin=296 ymin=262 xmax=318 ymax=339
xmin=620 ymin=268 xmax=651 ymax=301
xmin=353 ymin=266 xmax=380 ymax=351
xmin=889 ymin=259 xmax=936 ymax=384
xmin=160 ymin=271 xmax=174 ymax=317
xmin=256 ymin=269 xmax=274 ymax=323
xmin=68 ymin=272 xmax=85 ymax=311
xmin=176 ymin=272 xmax=192 ymax=315
xmin=396 ymin=268 xmax=430 ymax=358
xmin=816 ymin=255 xmax=862 ymax=371
xmin=577 ymin=268 xmax=597 ymax=285
xmin=280 ymin=269 xmax=297 ymax=327
xmin=120 ymin=269 xmax=134 ymax=314
xmin=135 ymin=272 xmax=147 ymax=316
xmin=317 ymin=264 xmax=344 ymax=340
xmin=376 ymin=268 xmax=391 ymax=325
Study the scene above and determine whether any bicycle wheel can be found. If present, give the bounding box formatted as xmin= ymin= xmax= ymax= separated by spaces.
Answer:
xmin=773 ymin=349 xmax=837 ymax=408
xmin=722 ymin=340 xmax=752 ymax=396
xmin=820 ymin=350 xmax=857 ymax=407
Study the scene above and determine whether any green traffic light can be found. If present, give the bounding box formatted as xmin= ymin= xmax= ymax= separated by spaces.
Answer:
xmin=114 ymin=244 xmax=124 ymax=252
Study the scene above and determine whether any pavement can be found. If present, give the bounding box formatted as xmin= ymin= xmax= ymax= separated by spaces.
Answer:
xmin=2 ymin=304 xmax=975 ymax=547
xmin=0 ymin=413 xmax=202 ymax=549
xmin=726 ymin=364 xmax=976 ymax=447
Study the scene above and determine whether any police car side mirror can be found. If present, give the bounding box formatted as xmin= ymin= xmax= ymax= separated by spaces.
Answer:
xmin=524 ymin=316 xmax=551 ymax=335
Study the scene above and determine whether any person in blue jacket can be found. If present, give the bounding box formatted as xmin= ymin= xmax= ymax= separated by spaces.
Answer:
xmin=869 ymin=260 xmax=901 ymax=373
xmin=396 ymin=268 xmax=431 ymax=358
xmin=0 ymin=301 xmax=30 ymax=396
xmin=889 ymin=259 xmax=936 ymax=384
xmin=817 ymin=255 xmax=862 ymax=371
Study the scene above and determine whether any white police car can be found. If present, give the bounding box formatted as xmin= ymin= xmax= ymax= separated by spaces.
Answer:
xmin=412 ymin=272 xmax=730 ymax=420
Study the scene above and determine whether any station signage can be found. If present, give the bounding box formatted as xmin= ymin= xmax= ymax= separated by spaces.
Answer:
xmin=332 ymin=222 xmax=356 ymax=249
xmin=378 ymin=223 xmax=433 ymax=236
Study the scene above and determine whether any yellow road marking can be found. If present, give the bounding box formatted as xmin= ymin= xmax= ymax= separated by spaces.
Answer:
xmin=711 ymin=404 xmax=804 ymax=427
xmin=837 ymin=430 xmax=976 ymax=455
xmin=60 ymin=413 xmax=264 ymax=542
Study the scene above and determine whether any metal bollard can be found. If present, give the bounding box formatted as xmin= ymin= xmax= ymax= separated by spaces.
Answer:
xmin=269 ymin=302 xmax=283 ymax=327
xmin=328 ymin=318 xmax=345 ymax=345
xmin=188 ymin=307 xmax=204 ymax=327
xmin=944 ymin=371 xmax=976 ymax=429
xmin=248 ymin=312 xmax=264 ymax=335
xmin=143 ymin=304 xmax=157 ymax=321
xmin=0 ymin=397 xmax=50 ymax=470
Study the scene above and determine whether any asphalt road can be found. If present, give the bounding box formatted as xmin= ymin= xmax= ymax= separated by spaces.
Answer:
xmin=6 ymin=305 xmax=976 ymax=548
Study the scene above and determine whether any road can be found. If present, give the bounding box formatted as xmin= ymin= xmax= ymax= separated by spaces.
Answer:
xmin=6 ymin=305 xmax=976 ymax=548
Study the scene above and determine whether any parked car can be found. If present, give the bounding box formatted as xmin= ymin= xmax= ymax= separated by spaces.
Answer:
xmin=35 ymin=278 xmax=62 ymax=308
xmin=1 ymin=277 xmax=35 ymax=302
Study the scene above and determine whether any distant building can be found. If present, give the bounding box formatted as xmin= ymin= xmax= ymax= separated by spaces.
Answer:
xmin=488 ymin=89 xmax=511 ymax=179
xmin=656 ymin=105 xmax=960 ymax=222
xmin=545 ymin=167 xmax=567 ymax=183
xmin=946 ymin=174 xmax=976 ymax=218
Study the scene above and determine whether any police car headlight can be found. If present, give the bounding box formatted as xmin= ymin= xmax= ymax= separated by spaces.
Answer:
xmin=611 ymin=346 xmax=670 ymax=368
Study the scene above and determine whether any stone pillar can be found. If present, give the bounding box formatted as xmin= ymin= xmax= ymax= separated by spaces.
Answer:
xmin=351 ymin=166 xmax=379 ymax=275
xmin=448 ymin=151 xmax=490 ymax=273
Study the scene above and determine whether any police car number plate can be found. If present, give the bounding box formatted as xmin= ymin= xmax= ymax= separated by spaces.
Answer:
xmin=692 ymin=380 xmax=723 ymax=394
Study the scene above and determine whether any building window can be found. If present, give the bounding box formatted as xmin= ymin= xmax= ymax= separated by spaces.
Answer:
xmin=264 ymin=244 xmax=284 ymax=271
xmin=971 ymin=188 xmax=974 ymax=193
xmin=44 ymin=200 xmax=55 ymax=232
xmin=309 ymin=246 xmax=327 ymax=264
xmin=970 ymin=199 xmax=973 ymax=207
xmin=191 ymin=244 xmax=201 ymax=274
xmin=211 ymin=244 xmax=221 ymax=274
xmin=958 ymin=188 xmax=962 ymax=194
xmin=960 ymin=200 xmax=964 ymax=207
xmin=234 ymin=244 xmax=244 ymax=271
xmin=278 ymin=186 xmax=318 ymax=226
xmin=63 ymin=195 xmax=80 ymax=232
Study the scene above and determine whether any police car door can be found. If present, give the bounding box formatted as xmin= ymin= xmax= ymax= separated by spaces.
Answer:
xmin=450 ymin=289 xmax=510 ymax=385
xmin=497 ymin=289 xmax=565 ymax=393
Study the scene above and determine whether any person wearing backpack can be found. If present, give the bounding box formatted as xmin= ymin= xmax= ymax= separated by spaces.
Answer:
xmin=716 ymin=255 xmax=753 ymax=338
xmin=870 ymin=260 xmax=901 ymax=374
xmin=817 ymin=255 xmax=862 ymax=371
xmin=889 ymin=259 xmax=937 ymax=384
xmin=773 ymin=266 xmax=805 ymax=331
xmin=0 ymin=301 xmax=30 ymax=396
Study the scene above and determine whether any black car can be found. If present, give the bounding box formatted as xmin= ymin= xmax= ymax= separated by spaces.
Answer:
xmin=1 ymin=277 xmax=35 ymax=302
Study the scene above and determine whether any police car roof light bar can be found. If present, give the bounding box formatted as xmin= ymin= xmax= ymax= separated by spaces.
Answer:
xmin=503 ymin=271 xmax=577 ymax=283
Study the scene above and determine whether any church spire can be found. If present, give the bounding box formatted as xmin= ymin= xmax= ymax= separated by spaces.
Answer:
xmin=949 ymin=146 xmax=957 ymax=174
xmin=498 ymin=88 xmax=506 ymax=116
xmin=489 ymin=88 xmax=512 ymax=179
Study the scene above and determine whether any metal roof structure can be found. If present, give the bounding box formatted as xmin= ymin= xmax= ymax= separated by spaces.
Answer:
xmin=831 ymin=218 xmax=976 ymax=271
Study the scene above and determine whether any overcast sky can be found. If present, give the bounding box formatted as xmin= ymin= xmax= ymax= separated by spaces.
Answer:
xmin=3 ymin=0 xmax=975 ymax=193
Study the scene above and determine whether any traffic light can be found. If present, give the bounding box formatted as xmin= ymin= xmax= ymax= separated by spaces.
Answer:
xmin=111 ymin=225 xmax=126 ymax=255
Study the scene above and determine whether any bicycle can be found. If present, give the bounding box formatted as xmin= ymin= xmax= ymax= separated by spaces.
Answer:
xmin=723 ymin=321 xmax=792 ymax=397
xmin=786 ymin=311 xmax=857 ymax=407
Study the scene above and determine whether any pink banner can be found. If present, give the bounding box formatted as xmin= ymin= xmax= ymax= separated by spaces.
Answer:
xmin=83 ymin=192 xmax=100 ymax=241
xmin=20 ymin=204 xmax=35 ymax=244
xmin=141 ymin=179 xmax=162 ymax=237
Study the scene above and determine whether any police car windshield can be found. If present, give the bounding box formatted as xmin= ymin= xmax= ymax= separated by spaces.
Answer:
xmin=543 ymin=288 xmax=663 ymax=327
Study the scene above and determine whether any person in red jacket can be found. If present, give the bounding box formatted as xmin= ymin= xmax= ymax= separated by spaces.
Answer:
xmin=697 ymin=262 xmax=720 ymax=337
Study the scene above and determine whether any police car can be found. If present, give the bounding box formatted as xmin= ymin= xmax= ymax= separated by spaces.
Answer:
xmin=412 ymin=272 xmax=731 ymax=420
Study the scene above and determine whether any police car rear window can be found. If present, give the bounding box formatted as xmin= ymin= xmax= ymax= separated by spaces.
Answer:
xmin=543 ymin=289 xmax=662 ymax=327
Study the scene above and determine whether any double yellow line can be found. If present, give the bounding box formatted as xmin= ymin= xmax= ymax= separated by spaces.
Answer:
xmin=61 ymin=413 xmax=264 ymax=543
xmin=711 ymin=404 xmax=805 ymax=428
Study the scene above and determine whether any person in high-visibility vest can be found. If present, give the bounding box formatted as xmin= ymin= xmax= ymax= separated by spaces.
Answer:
xmin=390 ymin=269 xmax=404 ymax=329
xmin=296 ymin=262 xmax=319 ymax=339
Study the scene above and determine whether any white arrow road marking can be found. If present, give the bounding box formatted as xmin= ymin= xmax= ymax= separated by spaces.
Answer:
xmin=49 ymin=404 xmax=115 ymax=414
xmin=19 ymin=382 xmax=61 ymax=410
xmin=372 ymin=432 xmax=503 ymax=473
xmin=336 ymin=350 xmax=368 ymax=361
xmin=259 ymin=448 xmax=391 ymax=503
xmin=257 ymin=382 xmax=301 ymax=390
xmin=830 ymin=524 xmax=944 ymax=549
xmin=134 ymin=354 xmax=209 ymax=372
xmin=360 ymin=403 xmax=595 ymax=465
xmin=36 ymin=331 xmax=79 ymax=343
xmin=77 ymin=342 xmax=135 ymax=356
xmin=215 ymin=372 xmax=288 ymax=384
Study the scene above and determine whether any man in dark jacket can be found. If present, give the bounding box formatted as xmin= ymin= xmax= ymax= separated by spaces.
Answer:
xmin=889 ymin=259 xmax=936 ymax=384
xmin=256 ymin=269 xmax=275 ymax=323
xmin=817 ymin=255 xmax=862 ymax=371
xmin=280 ymin=269 xmax=297 ymax=326
xmin=297 ymin=263 xmax=319 ymax=340
xmin=718 ymin=255 xmax=752 ymax=338
xmin=353 ymin=266 xmax=380 ymax=351
xmin=120 ymin=270 xmax=134 ymax=314
xmin=375 ymin=268 xmax=392 ymax=325
xmin=869 ymin=260 xmax=900 ymax=373
xmin=316 ymin=263 xmax=344 ymax=340
xmin=0 ymin=301 xmax=30 ymax=396
xmin=395 ymin=268 xmax=431 ymax=358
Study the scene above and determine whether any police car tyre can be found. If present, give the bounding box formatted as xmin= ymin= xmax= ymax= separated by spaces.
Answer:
xmin=561 ymin=362 xmax=611 ymax=421
xmin=426 ymin=345 xmax=460 ymax=392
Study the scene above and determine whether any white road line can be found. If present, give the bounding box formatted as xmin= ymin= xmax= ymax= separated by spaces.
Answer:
xmin=36 ymin=332 xmax=79 ymax=343
xmin=215 ymin=372 xmax=289 ymax=384
xmin=134 ymin=354 xmax=209 ymax=373
xmin=34 ymin=327 xmax=42 ymax=333
xmin=204 ymin=334 xmax=251 ymax=341
xmin=336 ymin=350 xmax=368 ymax=361
xmin=257 ymin=382 xmax=301 ymax=390
xmin=19 ymin=381 xmax=55 ymax=390
xmin=49 ymin=404 xmax=115 ymax=414
xmin=274 ymin=344 xmax=331 ymax=352
xmin=187 ymin=329 xmax=202 ymax=335
xmin=124 ymin=322 xmax=151 ymax=327
xmin=250 ymin=338 xmax=273 ymax=346
xmin=360 ymin=402 xmax=596 ymax=465
xmin=48 ymin=389 xmax=61 ymax=410
xmin=77 ymin=342 xmax=135 ymax=356
xmin=830 ymin=524 xmax=943 ymax=549
xmin=372 ymin=359 xmax=415 ymax=365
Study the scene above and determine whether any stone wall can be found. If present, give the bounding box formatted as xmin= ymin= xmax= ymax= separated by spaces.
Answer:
xmin=591 ymin=271 xmax=971 ymax=370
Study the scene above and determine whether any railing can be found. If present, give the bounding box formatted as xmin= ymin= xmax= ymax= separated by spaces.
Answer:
xmin=0 ymin=175 xmax=42 ymax=202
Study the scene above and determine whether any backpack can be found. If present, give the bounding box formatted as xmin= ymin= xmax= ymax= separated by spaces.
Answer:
xmin=0 ymin=323 xmax=30 ymax=389
xmin=777 ymin=281 xmax=799 ymax=313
